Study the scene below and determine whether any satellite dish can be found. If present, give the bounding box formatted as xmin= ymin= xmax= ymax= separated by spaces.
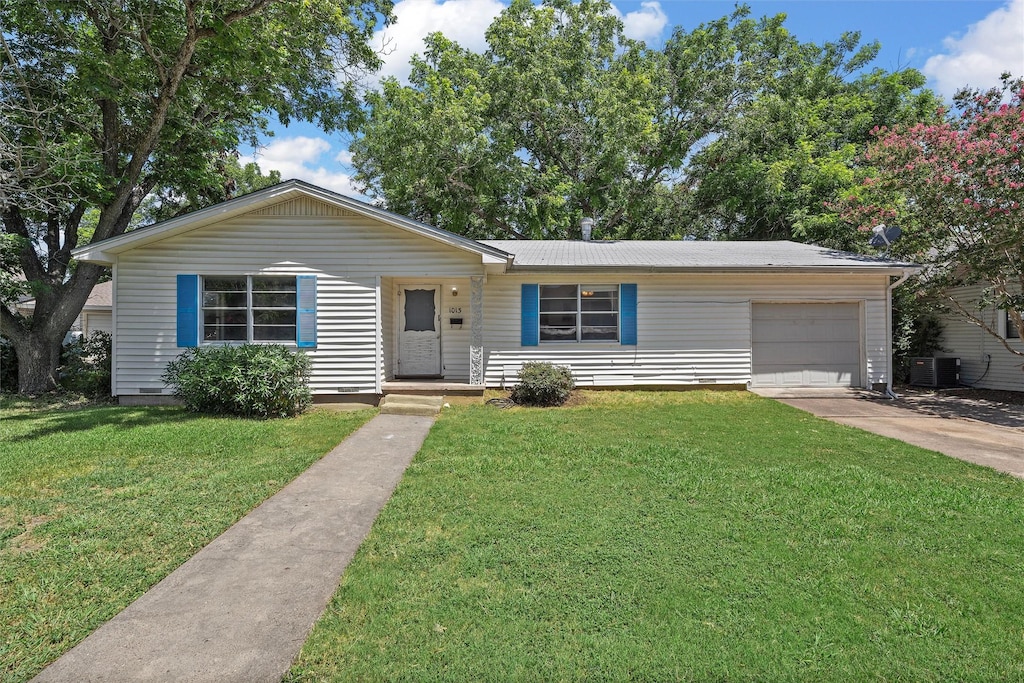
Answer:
xmin=869 ymin=223 xmax=902 ymax=247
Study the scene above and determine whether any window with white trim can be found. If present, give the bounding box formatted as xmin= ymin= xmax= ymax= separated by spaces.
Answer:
xmin=202 ymin=276 xmax=297 ymax=342
xmin=1006 ymin=309 xmax=1021 ymax=339
xmin=539 ymin=284 xmax=618 ymax=342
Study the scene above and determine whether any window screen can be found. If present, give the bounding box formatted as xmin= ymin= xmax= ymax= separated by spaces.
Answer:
xmin=540 ymin=285 xmax=618 ymax=342
xmin=404 ymin=289 xmax=436 ymax=331
xmin=1007 ymin=310 xmax=1021 ymax=339
xmin=202 ymin=276 xmax=297 ymax=343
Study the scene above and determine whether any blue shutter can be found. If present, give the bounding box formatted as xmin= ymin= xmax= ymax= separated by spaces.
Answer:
xmin=176 ymin=274 xmax=199 ymax=348
xmin=296 ymin=275 xmax=317 ymax=348
xmin=620 ymin=283 xmax=637 ymax=346
xmin=521 ymin=284 xmax=539 ymax=347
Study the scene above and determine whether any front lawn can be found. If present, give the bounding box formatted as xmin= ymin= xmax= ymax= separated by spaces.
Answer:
xmin=0 ymin=400 xmax=373 ymax=682
xmin=289 ymin=391 xmax=1024 ymax=682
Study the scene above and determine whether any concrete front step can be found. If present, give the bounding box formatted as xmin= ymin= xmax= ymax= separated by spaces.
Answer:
xmin=379 ymin=394 xmax=445 ymax=416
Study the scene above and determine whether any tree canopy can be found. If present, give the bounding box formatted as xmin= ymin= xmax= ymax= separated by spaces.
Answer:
xmin=352 ymin=0 xmax=939 ymax=246
xmin=352 ymin=0 xmax=792 ymax=240
xmin=1 ymin=0 xmax=391 ymax=392
xmin=841 ymin=76 xmax=1024 ymax=357
xmin=684 ymin=37 xmax=940 ymax=248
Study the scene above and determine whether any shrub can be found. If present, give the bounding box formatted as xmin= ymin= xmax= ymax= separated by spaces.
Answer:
xmin=510 ymin=361 xmax=575 ymax=406
xmin=893 ymin=286 xmax=945 ymax=384
xmin=0 ymin=336 xmax=16 ymax=392
xmin=59 ymin=331 xmax=112 ymax=397
xmin=162 ymin=344 xmax=312 ymax=418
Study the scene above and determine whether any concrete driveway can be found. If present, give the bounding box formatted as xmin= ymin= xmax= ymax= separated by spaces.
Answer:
xmin=752 ymin=388 xmax=1024 ymax=478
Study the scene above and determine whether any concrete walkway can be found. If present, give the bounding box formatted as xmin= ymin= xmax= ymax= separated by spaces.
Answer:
xmin=753 ymin=388 xmax=1024 ymax=478
xmin=34 ymin=413 xmax=434 ymax=683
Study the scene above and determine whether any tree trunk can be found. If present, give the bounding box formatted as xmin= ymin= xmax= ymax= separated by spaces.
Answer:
xmin=1 ymin=263 xmax=102 ymax=394
xmin=15 ymin=331 xmax=63 ymax=394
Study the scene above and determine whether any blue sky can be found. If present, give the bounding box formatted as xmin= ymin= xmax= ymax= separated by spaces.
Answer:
xmin=244 ymin=0 xmax=1024 ymax=196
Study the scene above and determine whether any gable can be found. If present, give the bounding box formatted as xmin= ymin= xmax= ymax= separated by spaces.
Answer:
xmin=248 ymin=196 xmax=357 ymax=218
xmin=71 ymin=180 xmax=510 ymax=267
xmin=117 ymin=199 xmax=490 ymax=278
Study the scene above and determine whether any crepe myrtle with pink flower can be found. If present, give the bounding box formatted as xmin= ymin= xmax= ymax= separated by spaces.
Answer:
xmin=839 ymin=74 xmax=1024 ymax=361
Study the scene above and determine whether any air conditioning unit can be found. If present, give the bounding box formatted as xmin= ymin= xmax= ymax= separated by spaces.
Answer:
xmin=909 ymin=357 xmax=960 ymax=388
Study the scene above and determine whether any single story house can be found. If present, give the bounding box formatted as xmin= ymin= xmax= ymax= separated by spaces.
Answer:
xmin=936 ymin=286 xmax=1023 ymax=392
xmin=71 ymin=180 xmax=918 ymax=402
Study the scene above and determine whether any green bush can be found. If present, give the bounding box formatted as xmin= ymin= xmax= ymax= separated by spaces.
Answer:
xmin=59 ymin=331 xmax=112 ymax=397
xmin=893 ymin=286 xmax=946 ymax=384
xmin=510 ymin=361 xmax=575 ymax=406
xmin=162 ymin=344 xmax=312 ymax=418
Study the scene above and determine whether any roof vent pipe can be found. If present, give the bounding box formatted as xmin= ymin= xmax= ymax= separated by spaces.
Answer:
xmin=580 ymin=217 xmax=594 ymax=241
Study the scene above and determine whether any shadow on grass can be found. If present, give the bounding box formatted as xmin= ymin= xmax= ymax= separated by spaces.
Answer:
xmin=3 ymin=405 xmax=202 ymax=444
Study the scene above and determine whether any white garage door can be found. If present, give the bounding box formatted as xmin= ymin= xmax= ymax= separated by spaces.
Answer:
xmin=751 ymin=303 xmax=861 ymax=387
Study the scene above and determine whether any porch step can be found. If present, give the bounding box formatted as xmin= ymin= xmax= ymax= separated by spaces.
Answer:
xmin=379 ymin=394 xmax=445 ymax=417
xmin=382 ymin=381 xmax=484 ymax=397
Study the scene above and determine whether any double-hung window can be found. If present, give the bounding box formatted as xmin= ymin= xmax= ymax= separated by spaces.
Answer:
xmin=539 ymin=285 xmax=619 ymax=342
xmin=202 ymin=276 xmax=297 ymax=342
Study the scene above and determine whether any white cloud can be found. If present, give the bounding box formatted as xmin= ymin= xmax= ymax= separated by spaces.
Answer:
xmin=334 ymin=149 xmax=354 ymax=166
xmin=373 ymin=0 xmax=505 ymax=82
xmin=370 ymin=0 xmax=669 ymax=83
xmin=616 ymin=1 xmax=668 ymax=43
xmin=244 ymin=136 xmax=359 ymax=196
xmin=923 ymin=0 xmax=1024 ymax=98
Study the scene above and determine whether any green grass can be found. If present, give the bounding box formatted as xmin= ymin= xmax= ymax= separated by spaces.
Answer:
xmin=288 ymin=391 xmax=1024 ymax=682
xmin=0 ymin=399 xmax=373 ymax=682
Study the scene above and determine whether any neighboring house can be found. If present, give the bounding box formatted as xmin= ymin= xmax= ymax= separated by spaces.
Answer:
xmin=936 ymin=286 xmax=1023 ymax=392
xmin=15 ymin=281 xmax=113 ymax=341
xmin=79 ymin=281 xmax=114 ymax=337
xmin=70 ymin=180 xmax=918 ymax=402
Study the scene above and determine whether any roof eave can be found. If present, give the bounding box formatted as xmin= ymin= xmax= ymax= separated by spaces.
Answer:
xmin=505 ymin=264 xmax=920 ymax=274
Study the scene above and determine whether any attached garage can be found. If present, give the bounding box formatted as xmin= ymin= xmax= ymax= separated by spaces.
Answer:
xmin=751 ymin=303 xmax=862 ymax=387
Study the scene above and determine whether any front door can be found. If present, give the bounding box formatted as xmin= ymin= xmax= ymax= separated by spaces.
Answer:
xmin=398 ymin=286 xmax=441 ymax=377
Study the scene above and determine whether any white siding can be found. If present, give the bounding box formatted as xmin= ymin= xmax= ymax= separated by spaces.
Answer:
xmin=380 ymin=277 xmax=395 ymax=382
xmin=82 ymin=311 xmax=112 ymax=336
xmin=938 ymin=286 xmax=1024 ymax=392
xmin=482 ymin=272 xmax=890 ymax=388
xmin=113 ymin=198 xmax=485 ymax=396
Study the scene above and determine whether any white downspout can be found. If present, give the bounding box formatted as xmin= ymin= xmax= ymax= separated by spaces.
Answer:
xmin=885 ymin=269 xmax=913 ymax=399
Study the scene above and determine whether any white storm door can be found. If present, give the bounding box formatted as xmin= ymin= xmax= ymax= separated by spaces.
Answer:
xmin=398 ymin=286 xmax=441 ymax=377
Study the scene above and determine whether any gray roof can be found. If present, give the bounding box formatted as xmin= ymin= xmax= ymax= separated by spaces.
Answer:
xmin=480 ymin=240 xmax=916 ymax=272
xmin=84 ymin=280 xmax=113 ymax=308
xmin=17 ymin=281 xmax=112 ymax=310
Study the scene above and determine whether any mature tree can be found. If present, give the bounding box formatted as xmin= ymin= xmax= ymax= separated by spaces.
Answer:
xmin=684 ymin=33 xmax=940 ymax=248
xmin=1 ymin=0 xmax=390 ymax=393
xmin=352 ymin=0 xmax=791 ymax=240
xmin=136 ymin=157 xmax=282 ymax=226
xmin=841 ymin=76 xmax=1024 ymax=359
